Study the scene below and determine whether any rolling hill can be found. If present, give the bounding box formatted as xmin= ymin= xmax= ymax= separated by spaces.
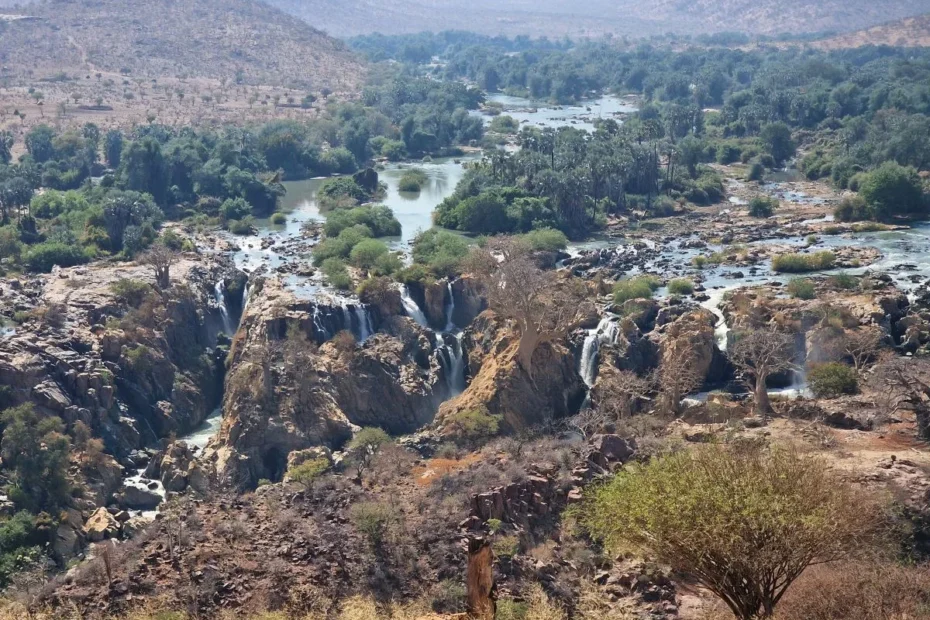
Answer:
xmin=813 ymin=13 xmax=930 ymax=48
xmin=266 ymin=0 xmax=930 ymax=38
xmin=0 ymin=0 xmax=364 ymax=90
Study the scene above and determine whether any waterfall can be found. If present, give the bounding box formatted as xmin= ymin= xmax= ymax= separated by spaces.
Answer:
xmin=354 ymin=306 xmax=373 ymax=342
xmin=439 ymin=333 xmax=466 ymax=395
xmin=313 ymin=306 xmax=331 ymax=341
xmin=215 ymin=281 xmax=234 ymax=335
xmin=580 ymin=317 xmax=620 ymax=387
xmin=401 ymin=286 xmax=429 ymax=327
xmin=700 ymin=289 xmax=731 ymax=351
xmin=241 ymin=283 xmax=252 ymax=315
xmin=444 ymin=282 xmax=456 ymax=332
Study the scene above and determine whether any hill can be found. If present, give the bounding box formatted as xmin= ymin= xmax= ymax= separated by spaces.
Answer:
xmin=813 ymin=13 xmax=930 ymax=48
xmin=0 ymin=0 xmax=364 ymax=90
xmin=267 ymin=0 xmax=930 ymax=38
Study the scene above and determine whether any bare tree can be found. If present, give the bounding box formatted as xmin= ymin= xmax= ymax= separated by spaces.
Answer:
xmin=139 ymin=241 xmax=176 ymax=289
xmin=657 ymin=343 xmax=704 ymax=416
xmin=868 ymin=357 xmax=930 ymax=439
xmin=730 ymin=329 xmax=797 ymax=416
xmin=467 ymin=237 xmax=594 ymax=377
xmin=596 ymin=369 xmax=654 ymax=421
xmin=842 ymin=326 xmax=885 ymax=373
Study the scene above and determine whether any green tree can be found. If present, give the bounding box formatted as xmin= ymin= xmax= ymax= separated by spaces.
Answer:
xmin=1 ymin=405 xmax=71 ymax=512
xmin=859 ymin=162 xmax=925 ymax=221
xmin=24 ymin=125 xmax=56 ymax=163
xmin=346 ymin=427 xmax=391 ymax=480
xmin=759 ymin=122 xmax=795 ymax=164
xmin=579 ymin=442 xmax=880 ymax=620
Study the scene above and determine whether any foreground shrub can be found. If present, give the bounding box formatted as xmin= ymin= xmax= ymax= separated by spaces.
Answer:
xmin=612 ymin=276 xmax=660 ymax=304
xmin=771 ymin=251 xmax=835 ymax=273
xmin=773 ymin=561 xmax=930 ymax=620
xmin=110 ymin=278 xmax=153 ymax=307
xmin=578 ymin=442 xmax=882 ymax=620
xmin=808 ymin=362 xmax=858 ymax=398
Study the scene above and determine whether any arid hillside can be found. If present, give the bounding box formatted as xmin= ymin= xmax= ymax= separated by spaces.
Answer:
xmin=0 ymin=0 xmax=364 ymax=90
xmin=268 ymin=0 xmax=930 ymax=38
xmin=813 ymin=13 xmax=930 ymax=48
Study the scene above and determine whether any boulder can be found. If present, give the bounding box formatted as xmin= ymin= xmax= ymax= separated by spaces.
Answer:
xmin=116 ymin=485 xmax=163 ymax=510
xmin=52 ymin=522 xmax=82 ymax=560
xmin=83 ymin=508 xmax=120 ymax=542
xmin=592 ymin=434 xmax=636 ymax=463
xmin=161 ymin=442 xmax=194 ymax=492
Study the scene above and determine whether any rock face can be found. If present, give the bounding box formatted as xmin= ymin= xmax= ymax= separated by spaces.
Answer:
xmin=210 ymin=280 xmax=456 ymax=489
xmin=436 ymin=312 xmax=587 ymax=431
xmin=0 ymin=256 xmax=241 ymax=460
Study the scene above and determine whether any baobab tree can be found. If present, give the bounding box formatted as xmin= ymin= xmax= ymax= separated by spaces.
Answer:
xmin=140 ymin=241 xmax=176 ymax=289
xmin=467 ymin=237 xmax=593 ymax=377
xmin=730 ymin=328 xmax=797 ymax=416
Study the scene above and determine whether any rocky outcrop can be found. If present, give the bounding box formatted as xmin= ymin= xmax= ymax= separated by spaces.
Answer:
xmin=0 ymin=256 xmax=241 ymax=460
xmin=83 ymin=508 xmax=120 ymax=542
xmin=436 ymin=312 xmax=587 ymax=432
xmin=650 ymin=307 xmax=728 ymax=387
xmin=210 ymin=280 xmax=455 ymax=488
xmin=451 ymin=276 xmax=486 ymax=328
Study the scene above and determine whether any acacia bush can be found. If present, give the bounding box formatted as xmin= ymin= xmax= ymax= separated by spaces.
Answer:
xmin=578 ymin=441 xmax=883 ymax=620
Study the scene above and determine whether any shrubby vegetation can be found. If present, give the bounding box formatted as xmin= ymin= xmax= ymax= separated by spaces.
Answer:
xmin=578 ymin=442 xmax=880 ymax=620
xmin=612 ymin=275 xmax=660 ymax=304
xmin=809 ymin=362 xmax=859 ymax=398
xmin=772 ymin=251 xmax=836 ymax=273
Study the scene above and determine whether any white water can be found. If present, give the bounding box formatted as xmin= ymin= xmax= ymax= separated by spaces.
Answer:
xmin=444 ymin=282 xmax=456 ymax=331
xmin=354 ymin=306 xmax=373 ymax=342
xmin=439 ymin=333 xmax=467 ymax=395
xmin=215 ymin=281 xmax=234 ymax=335
xmin=241 ymin=283 xmax=252 ymax=315
xmin=580 ymin=316 xmax=621 ymax=387
xmin=400 ymin=286 xmax=429 ymax=327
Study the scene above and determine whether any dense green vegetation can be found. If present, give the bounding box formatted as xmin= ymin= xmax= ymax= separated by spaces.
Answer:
xmin=353 ymin=36 xmax=930 ymax=229
xmin=772 ymin=251 xmax=836 ymax=273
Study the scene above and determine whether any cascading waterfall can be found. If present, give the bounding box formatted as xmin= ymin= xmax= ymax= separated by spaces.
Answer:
xmin=444 ymin=282 xmax=456 ymax=331
xmin=215 ymin=280 xmax=234 ymax=335
xmin=580 ymin=316 xmax=620 ymax=387
xmin=400 ymin=286 xmax=429 ymax=327
xmin=355 ymin=306 xmax=373 ymax=342
xmin=241 ymin=282 xmax=252 ymax=315
xmin=438 ymin=333 xmax=467 ymax=395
